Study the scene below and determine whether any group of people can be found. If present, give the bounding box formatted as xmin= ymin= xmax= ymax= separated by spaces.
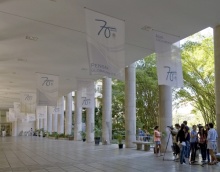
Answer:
xmin=171 ymin=121 xmax=218 ymax=165
xmin=137 ymin=128 xmax=151 ymax=142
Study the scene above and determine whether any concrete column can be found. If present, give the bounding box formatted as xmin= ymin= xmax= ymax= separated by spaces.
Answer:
xmin=36 ymin=119 xmax=40 ymax=130
xmin=57 ymin=96 xmax=64 ymax=134
xmin=214 ymin=25 xmax=220 ymax=151
xmin=12 ymin=121 xmax=17 ymax=136
xmin=39 ymin=119 xmax=43 ymax=129
xmin=86 ymin=106 xmax=95 ymax=142
xmin=43 ymin=106 xmax=47 ymax=131
xmin=102 ymin=77 xmax=112 ymax=144
xmin=159 ymin=85 xmax=172 ymax=152
xmin=125 ymin=63 xmax=136 ymax=148
xmin=65 ymin=92 xmax=72 ymax=135
xmin=86 ymin=86 xmax=95 ymax=143
xmin=52 ymin=112 xmax=58 ymax=132
xmin=74 ymin=91 xmax=82 ymax=140
xmin=47 ymin=106 xmax=53 ymax=133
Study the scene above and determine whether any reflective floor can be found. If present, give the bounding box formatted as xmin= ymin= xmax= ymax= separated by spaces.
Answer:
xmin=0 ymin=137 xmax=219 ymax=172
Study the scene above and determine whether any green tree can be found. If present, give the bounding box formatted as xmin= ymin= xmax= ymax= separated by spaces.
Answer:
xmin=112 ymin=80 xmax=125 ymax=133
xmin=175 ymin=35 xmax=215 ymax=124
xmin=136 ymin=54 xmax=159 ymax=131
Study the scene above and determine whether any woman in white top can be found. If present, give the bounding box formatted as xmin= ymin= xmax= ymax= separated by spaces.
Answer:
xmin=207 ymin=123 xmax=218 ymax=165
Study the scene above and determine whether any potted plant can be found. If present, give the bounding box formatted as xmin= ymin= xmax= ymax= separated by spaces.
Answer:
xmin=94 ymin=127 xmax=101 ymax=145
xmin=117 ymin=134 xmax=123 ymax=149
xmin=114 ymin=131 xmax=124 ymax=149
xmin=79 ymin=131 xmax=86 ymax=142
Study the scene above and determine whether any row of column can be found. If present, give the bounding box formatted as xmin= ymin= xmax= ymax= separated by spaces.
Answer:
xmin=34 ymin=64 xmax=172 ymax=149
xmin=33 ymin=26 xmax=220 ymax=151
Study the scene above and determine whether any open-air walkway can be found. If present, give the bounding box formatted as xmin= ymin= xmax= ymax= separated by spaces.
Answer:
xmin=0 ymin=137 xmax=219 ymax=172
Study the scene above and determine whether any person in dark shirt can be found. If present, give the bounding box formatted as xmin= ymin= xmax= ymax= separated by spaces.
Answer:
xmin=176 ymin=123 xmax=187 ymax=164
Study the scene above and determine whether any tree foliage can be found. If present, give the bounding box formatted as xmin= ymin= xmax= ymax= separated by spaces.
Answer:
xmin=111 ymin=54 xmax=159 ymax=134
xmin=136 ymin=54 xmax=159 ymax=131
xmin=174 ymin=35 xmax=215 ymax=124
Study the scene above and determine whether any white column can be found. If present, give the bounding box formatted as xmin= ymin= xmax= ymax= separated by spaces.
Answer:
xmin=58 ymin=96 xmax=64 ymax=134
xmin=74 ymin=91 xmax=82 ymax=140
xmin=125 ymin=63 xmax=136 ymax=148
xmin=214 ymin=25 xmax=220 ymax=151
xmin=52 ymin=112 xmax=58 ymax=132
xmin=36 ymin=119 xmax=40 ymax=130
xmin=12 ymin=121 xmax=17 ymax=136
xmin=102 ymin=77 xmax=112 ymax=144
xmin=86 ymin=89 xmax=95 ymax=143
xmin=43 ymin=106 xmax=47 ymax=131
xmin=39 ymin=119 xmax=43 ymax=129
xmin=159 ymin=85 xmax=172 ymax=152
xmin=47 ymin=106 xmax=53 ymax=133
xmin=65 ymin=92 xmax=72 ymax=135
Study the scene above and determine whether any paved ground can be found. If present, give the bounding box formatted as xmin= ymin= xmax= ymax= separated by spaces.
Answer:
xmin=0 ymin=137 xmax=219 ymax=172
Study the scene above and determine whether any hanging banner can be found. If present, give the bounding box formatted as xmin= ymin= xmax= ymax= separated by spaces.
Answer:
xmin=85 ymin=8 xmax=125 ymax=79
xmin=9 ymin=108 xmax=17 ymax=122
xmin=14 ymin=102 xmax=21 ymax=113
xmin=20 ymin=92 xmax=36 ymax=113
xmin=27 ymin=113 xmax=36 ymax=122
xmin=36 ymin=106 xmax=47 ymax=119
xmin=36 ymin=73 xmax=59 ymax=106
xmin=48 ymin=106 xmax=59 ymax=115
xmin=77 ymin=79 xmax=94 ymax=108
xmin=154 ymin=31 xmax=183 ymax=87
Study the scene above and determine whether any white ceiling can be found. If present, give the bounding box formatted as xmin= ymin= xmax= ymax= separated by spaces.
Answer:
xmin=0 ymin=0 xmax=219 ymax=109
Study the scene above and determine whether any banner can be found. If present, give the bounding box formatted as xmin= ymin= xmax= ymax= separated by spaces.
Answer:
xmin=20 ymin=92 xmax=36 ymax=113
xmin=77 ymin=79 xmax=94 ymax=108
xmin=36 ymin=106 xmax=47 ymax=119
xmin=48 ymin=106 xmax=59 ymax=114
xmin=27 ymin=113 xmax=36 ymax=122
xmin=85 ymin=8 xmax=125 ymax=79
xmin=14 ymin=102 xmax=21 ymax=113
xmin=154 ymin=31 xmax=183 ymax=87
xmin=36 ymin=73 xmax=59 ymax=106
xmin=8 ymin=108 xmax=17 ymax=122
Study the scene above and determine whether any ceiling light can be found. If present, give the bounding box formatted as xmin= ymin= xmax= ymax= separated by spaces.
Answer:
xmin=25 ymin=35 xmax=38 ymax=41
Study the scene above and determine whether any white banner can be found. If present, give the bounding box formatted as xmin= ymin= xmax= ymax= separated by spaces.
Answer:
xmin=27 ymin=113 xmax=36 ymax=122
xmin=77 ymin=79 xmax=94 ymax=108
xmin=9 ymin=108 xmax=17 ymax=122
xmin=36 ymin=106 xmax=47 ymax=119
xmin=20 ymin=92 xmax=36 ymax=113
xmin=85 ymin=8 xmax=125 ymax=79
xmin=36 ymin=73 xmax=59 ymax=106
xmin=14 ymin=102 xmax=21 ymax=113
xmin=154 ymin=31 xmax=183 ymax=87
xmin=48 ymin=106 xmax=59 ymax=114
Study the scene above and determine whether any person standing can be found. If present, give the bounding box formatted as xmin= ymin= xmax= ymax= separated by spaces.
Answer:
xmin=176 ymin=124 xmax=187 ymax=164
xmin=198 ymin=126 xmax=207 ymax=162
xmin=205 ymin=124 xmax=210 ymax=163
xmin=190 ymin=125 xmax=198 ymax=163
xmin=207 ymin=123 xmax=218 ymax=165
xmin=154 ymin=126 xmax=162 ymax=157
xmin=171 ymin=124 xmax=180 ymax=160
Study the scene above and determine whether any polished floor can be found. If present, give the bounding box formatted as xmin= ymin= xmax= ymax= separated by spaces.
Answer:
xmin=0 ymin=137 xmax=219 ymax=172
